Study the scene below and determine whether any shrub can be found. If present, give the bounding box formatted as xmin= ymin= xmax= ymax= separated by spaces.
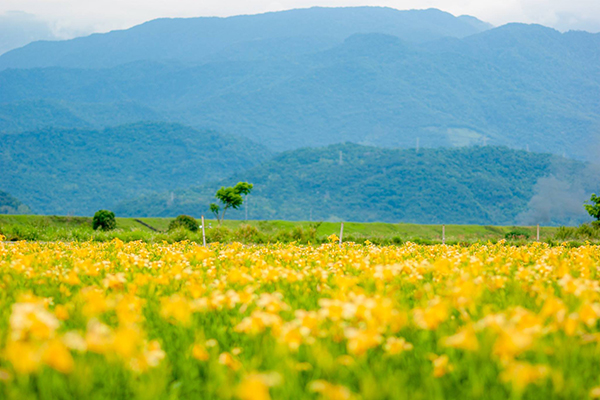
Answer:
xmin=392 ymin=236 xmax=403 ymax=245
xmin=206 ymin=226 xmax=231 ymax=243
xmin=555 ymin=223 xmax=600 ymax=241
xmin=92 ymin=210 xmax=116 ymax=231
xmin=505 ymin=229 xmax=531 ymax=240
xmin=555 ymin=226 xmax=575 ymax=240
xmin=274 ymin=229 xmax=294 ymax=243
xmin=234 ymin=224 xmax=265 ymax=243
xmin=168 ymin=227 xmax=192 ymax=243
xmin=5 ymin=225 xmax=40 ymax=241
xmin=168 ymin=215 xmax=199 ymax=232
xmin=575 ymin=223 xmax=600 ymax=239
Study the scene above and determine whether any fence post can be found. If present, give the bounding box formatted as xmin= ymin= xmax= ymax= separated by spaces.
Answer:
xmin=201 ymin=215 xmax=206 ymax=247
xmin=339 ymin=222 xmax=344 ymax=248
xmin=442 ymin=224 xmax=446 ymax=245
xmin=537 ymin=224 xmax=540 ymax=242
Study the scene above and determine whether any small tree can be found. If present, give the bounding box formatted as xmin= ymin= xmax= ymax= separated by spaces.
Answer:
xmin=585 ymin=193 xmax=600 ymax=222
xmin=210 ymin=182 xmax=253 ymax=224
xmin=93 ymin=210 xmax=116 ymax=231
xmin=168 ymin=215 xmax=199 ymax=232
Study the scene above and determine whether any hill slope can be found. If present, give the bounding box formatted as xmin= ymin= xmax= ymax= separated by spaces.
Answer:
xmin=0 ymin=7 xmax=491 ymax=70
xmin=0 ymin=190 xmax=31 ymax=215
xmin=0 ymin=99 xmax=164 ymax=133
xmin=0 ymin=25 xmax=597 ymax=160
xmin=115 ymin=145 xmax=598 ymax=226
xmin=0 ymin=122 xmax=272 ymax=215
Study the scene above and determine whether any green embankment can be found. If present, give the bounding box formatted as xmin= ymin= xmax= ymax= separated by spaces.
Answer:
xmin=0 ymin=214 xmax=563 ymax=244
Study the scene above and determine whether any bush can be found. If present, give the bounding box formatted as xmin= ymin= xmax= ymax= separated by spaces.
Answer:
xmin=167 ymin=227 xmax=192 ymax=243
xmin=4 ymin=225 xmax=40 ymax=241
xmin=555 ymin=226 xmax=575 ymax=240
xmin=505 ymin=229 xmax=531 ymax=240
xmin=391 ymin=236 xmax=403 ymax=245
xmin=273 ymin=229 xmax=293 ymax=243
xmin=234 ymin=224 xmax=265 ymax=243
xmin=575 ymin=223 xmax=600 ymax=239
xmin=168 ymin=215 xmax=198 ymax=232
xmin=92 ymin=210 xmax=116 ymax=231
xmin=206 ymin=226 xmax=231 ymax=243
xmin=555 ymin=223 xmax=600 ymax=241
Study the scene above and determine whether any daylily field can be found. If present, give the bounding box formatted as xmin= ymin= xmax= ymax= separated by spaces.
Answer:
xmin=1 ymin=236 xmax=600 ymax=399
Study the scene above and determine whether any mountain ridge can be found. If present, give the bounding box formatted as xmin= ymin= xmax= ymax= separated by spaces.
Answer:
xmin=0 ymin=122 xmax=272 ymax=215
xmin=115 ymin=144 xmax=598 ymax=226
xmin=0 ymin=7 xmax=491 ymax=70
xmin=0 ymin=25 xmax=597 ymax=160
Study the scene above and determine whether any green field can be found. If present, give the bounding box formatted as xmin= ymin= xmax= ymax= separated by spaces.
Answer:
xmin=0 ymin=214 xmax=569 ymax=244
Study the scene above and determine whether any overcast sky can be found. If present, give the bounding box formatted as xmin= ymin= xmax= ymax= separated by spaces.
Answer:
xmin=1 ymin=0 xmax=599 ymax=40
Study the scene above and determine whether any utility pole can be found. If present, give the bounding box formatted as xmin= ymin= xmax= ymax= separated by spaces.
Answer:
xmin=442 ymin=225 xmax=446 ymax=245
xmin=201 ymin=215 xmax=206 ymax=247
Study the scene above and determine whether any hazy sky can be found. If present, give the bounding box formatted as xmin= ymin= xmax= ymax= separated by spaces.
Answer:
xmin=1 ymin=0 xmax=599 ymax=39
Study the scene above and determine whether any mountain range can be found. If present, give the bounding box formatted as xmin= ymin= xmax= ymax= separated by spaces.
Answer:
xmin=0 ymin=7 xmax=490 ymax=69
xmin=0 ymin=8 xmax=597 ymax=161
xmin=0 ymin=7 xmax=598 ymax=223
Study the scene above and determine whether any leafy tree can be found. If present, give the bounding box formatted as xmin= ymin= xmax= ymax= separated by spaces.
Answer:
xmin=210 ymin=182 xmax=253 ymax=224
xmin=585 ymin=194 xmax=600 ymax=221
xmin=168 ymin=215 xmax=199 ymax=232
xmin=92 ymin=210 xmax=116 ymax=231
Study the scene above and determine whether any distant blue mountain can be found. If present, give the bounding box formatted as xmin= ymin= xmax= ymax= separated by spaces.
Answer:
xmin=0 ymin=19 xmax=597 ymax=161
xmin=0 ymin=7 xmax=491 ymax=70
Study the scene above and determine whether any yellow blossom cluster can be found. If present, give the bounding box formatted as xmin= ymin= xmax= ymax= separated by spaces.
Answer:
xmin=0 ymin=237 xmax=599 ymax=399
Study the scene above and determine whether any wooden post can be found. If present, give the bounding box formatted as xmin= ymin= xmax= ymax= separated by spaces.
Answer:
xmin=442 ymin=224 xmax=446 ymax=245
xmin=201 ymin=215 xmax=206 ymax=247
xmin=339 ymin=222 xmax=344 ymax=248
xmin=537 ymin=224 xmax=540 ymax=242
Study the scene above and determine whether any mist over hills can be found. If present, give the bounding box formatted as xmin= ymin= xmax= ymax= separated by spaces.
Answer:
xmin=115 ymin=145 xmax=597 ymax=226
xmin=0 ymin=9 xmax=597 ymax=161
xmin=0 ymin=123 xmax=272 ymax=215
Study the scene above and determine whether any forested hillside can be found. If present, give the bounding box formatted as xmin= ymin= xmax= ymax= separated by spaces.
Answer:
xmin=0 ymin=20 xmax=597 ymax=160
xmin=0 ymin=191 xmax=31 ymax=215
xmin=115 ymin=145 xmax=597 ymax=226
xmin=0 ymin=122 xmax=272 ymax=215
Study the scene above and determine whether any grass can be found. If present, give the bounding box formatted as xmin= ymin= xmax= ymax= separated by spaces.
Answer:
xmin=0 ymin=214 xmax=568 ymax=244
